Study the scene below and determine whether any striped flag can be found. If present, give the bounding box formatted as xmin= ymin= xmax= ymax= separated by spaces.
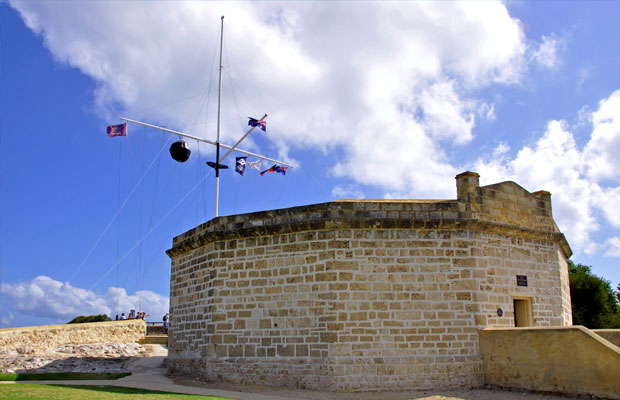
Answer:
xmin=260 ymin=164 xmax=287 ymax=176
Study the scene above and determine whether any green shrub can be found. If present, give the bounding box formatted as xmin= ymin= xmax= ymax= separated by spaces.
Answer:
xmin=569 ymin=260 xmax=620 ymax=329
xmin=67 ymin=314 xmax=111 ymax=324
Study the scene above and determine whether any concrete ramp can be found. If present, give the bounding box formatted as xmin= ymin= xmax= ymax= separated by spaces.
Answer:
xmin=479 ymin=326 xmax=620 ymax=399
xmin=593 ymin=329 xmax=620 ymax=348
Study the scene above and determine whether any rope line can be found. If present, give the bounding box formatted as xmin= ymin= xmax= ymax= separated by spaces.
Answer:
xmin=54 ymin=166 xmax=215 ymax=325
xmin=275 ymin=171 xmax=289 ymax=208
xmin=67 ymin=135 xmax=173 ymax=283
xmin=223 ymin=40 xmax=246 ymax=130
xmin=115 ymin=137 xmax=122 ymax=317
xmin=88 ymin=168 xmax=215 ymax=292
xmin=137 ymin=127 xmax=146 ymax=312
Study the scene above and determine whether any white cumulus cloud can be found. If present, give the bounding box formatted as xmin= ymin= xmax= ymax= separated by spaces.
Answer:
xmin=0 ymin=276 xmax=169 ymax=325
xmin=474 ymin=89 xmax=620 ymax=256
xmin=332 ymin=184 xmax=366 ymax=200
xmin=531 ymin=34 xmax=562 ymax=70
xmin=9 ymin=0 xmax=527 ymax=199
xmin=584 ymin=90 xmax=620 ymax=181
xmin=604 ymin=237 xmax=620 ymax=257
xmin=13 ymin=1 xmax=619 ymax=258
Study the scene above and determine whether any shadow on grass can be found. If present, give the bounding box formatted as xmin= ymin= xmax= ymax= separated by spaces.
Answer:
xmin=0 ymin=384 xmax=237 ymax=400
xmin=54 ymin=384 xmax=237 ymax=398
xmin=0 ymin=372 xmax=131 ymax=381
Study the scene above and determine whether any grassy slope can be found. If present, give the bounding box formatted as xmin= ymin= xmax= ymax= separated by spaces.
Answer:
xmin=0 ymin=384 xmax=237 ymax=399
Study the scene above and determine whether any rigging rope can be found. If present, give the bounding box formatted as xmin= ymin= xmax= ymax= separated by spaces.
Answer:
xmin=276 ymin=171 xmax=289 ymax=208
xmin=55 ymin=166 xmax=215 ymax=325
xmin=87 ymin=168 xmax=215 ymax=292
xmin=137 ymin=126 xmax=146 ymax=312
xmin=223 ymin=37 xmax=260 ymax=120
xmin=233 ymin=177 xmax=240 ymax=215
xmin=66 ymin=135 xmax=173 ymax=283
xmin=223 ymin=39 xmax=246 ymax=130
xmin=134 ymin=169 xmax=210 ymax=291
xmin=115 ymin=136 xmax=122 ymax=317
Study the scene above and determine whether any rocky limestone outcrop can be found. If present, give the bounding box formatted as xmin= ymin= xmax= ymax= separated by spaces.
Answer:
xmin=0 ymin=320 xmax=145 ymax=352
xmin=0 ymin=342 xmax=147 ymax=373
xmin=0 ymin=320 xmax=149 ymax=374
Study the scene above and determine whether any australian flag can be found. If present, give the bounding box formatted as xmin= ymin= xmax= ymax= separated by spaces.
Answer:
xmin=106 ymin=123 xmax=127 ymax=138
xmin=248 ymin=117 xmax=266 ymax=132
xmin=235 ymin=156 xmax=248 ymax=176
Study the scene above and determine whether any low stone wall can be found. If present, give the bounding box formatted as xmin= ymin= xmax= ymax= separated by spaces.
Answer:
xmin=0 ymin=320 xmax=146 ymax=352
xmin=479 ymin=326 xmax=620 ymax=399
xmin=593 ymin=329 xmax=620 ymax=348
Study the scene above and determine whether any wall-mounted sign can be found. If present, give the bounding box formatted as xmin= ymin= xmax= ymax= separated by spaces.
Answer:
xmin=497 ymin=308 xmax=503 ymax=317
xmin=516 ymin=275 xmax=528 ymax=287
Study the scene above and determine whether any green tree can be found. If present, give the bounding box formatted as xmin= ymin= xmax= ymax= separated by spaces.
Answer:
xmin=67 ymin=314 xmax=111 ymax=324
xmin=568 ymin=260 xmax=620 ymax=329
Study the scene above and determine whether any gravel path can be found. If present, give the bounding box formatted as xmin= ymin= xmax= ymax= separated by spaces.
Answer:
xmin=171 ymin=376 xmax=586 ymax=400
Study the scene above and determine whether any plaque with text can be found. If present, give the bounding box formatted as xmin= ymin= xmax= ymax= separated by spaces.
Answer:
xmin=516 ymin=275 xmax=528 ymax=287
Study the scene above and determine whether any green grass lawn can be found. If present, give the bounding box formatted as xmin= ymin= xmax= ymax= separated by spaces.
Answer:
xmin=0 ymin=384 xmax=238 ymax=399
xmin=0 ymin=372 xmax=131 ymax=381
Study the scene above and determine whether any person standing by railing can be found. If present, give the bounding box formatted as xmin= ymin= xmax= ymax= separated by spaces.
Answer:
xmin=163 ymin=313 xmax=169 ymax=334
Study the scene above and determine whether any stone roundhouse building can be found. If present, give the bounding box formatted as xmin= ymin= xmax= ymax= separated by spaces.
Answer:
xmin=166 ymin=171 xmax=572 ymax=391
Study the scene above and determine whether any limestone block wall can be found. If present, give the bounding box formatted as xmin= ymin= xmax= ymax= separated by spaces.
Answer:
xmin=456 ymin=171 xmax=557 ymax=232
xmin=0 ymin=320 xmax=145 ymax=352
xmin=479 ymin=327 xmax=620 ymax=399
xmin=167 ymin=172 xmax=572 ymax=391
xmin=471 ymin=233 xmax=572 ymax=327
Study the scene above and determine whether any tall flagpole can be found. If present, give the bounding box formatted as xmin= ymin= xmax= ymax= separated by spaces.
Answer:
xmin=214 ymin=16 xmax=224 ymax=218
xmin=118 ymin=16 xmax=295 ymax=220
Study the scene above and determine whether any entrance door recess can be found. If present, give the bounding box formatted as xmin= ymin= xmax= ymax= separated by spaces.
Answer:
xmin=513 ymin=298 xmax=533 ymax=327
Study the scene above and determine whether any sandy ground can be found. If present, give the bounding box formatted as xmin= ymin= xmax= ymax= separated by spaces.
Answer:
xmin=2 ymin=343 xmax=590 ymax=400
xmin=172 ymin=376 xmax=587 ymax=400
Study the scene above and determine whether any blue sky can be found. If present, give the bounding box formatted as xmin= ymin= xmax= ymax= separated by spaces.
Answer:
xmin=2 ymin=1 xmax=620 ymax=328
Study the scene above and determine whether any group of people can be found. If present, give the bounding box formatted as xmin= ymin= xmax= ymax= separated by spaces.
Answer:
xmin=114 ymin=309 xmax=170 ymax=334
xmin=115 ymin=309 xmax=148 ymax=321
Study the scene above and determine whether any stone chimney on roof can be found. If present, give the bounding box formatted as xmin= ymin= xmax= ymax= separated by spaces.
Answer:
xmin=533 ymin=190 xmax=552 ymax=218
xmin=455 ymin=171 xmax=480 ymax=202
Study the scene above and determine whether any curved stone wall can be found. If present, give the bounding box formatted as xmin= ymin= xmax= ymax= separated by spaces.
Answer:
xmin=166 ymin=173 xmax=573 ymax=391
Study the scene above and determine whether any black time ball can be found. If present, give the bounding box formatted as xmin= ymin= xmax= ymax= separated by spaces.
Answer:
xmin=170 ymin=140 xmax=191 ymax=163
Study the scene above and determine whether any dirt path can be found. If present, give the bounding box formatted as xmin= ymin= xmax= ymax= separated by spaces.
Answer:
xmin=171 ymin=376 xmax=584 ymax=400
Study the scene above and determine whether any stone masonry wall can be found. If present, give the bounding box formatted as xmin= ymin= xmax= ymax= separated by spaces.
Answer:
xmin=470 ymin=233 xmax=572 ymax=328
xmin=167 ymin=172 xmax=572 ymax=391
xmin=0 ymin=320 xmax=145 ymax=352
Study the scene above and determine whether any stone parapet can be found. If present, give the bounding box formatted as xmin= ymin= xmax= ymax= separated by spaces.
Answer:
xmin=167 ymin=200 xmax=571 ymax=259
xmin=0 ymin=320 xmax=146 ymax=352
